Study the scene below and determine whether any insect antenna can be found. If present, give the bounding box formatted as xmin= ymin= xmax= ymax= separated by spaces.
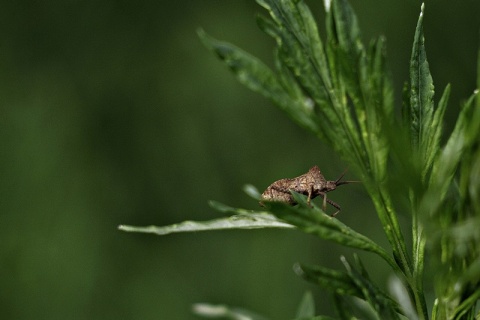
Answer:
xmin=334 ymin=168 xmax=360 ymax=186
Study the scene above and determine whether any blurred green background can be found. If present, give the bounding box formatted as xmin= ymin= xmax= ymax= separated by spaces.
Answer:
xmin=1 ymin=1 xmax=479 ymax=319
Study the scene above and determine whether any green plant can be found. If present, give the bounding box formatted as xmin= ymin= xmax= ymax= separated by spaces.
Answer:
xmin=119 ymin=0 xmax=480 ymax=319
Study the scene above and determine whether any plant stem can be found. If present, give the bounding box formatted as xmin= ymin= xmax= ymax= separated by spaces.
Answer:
xmin=370 ymin=183 xmax=429 ymax=320
xmin=411 ymin=190 xmax=428 ymax=320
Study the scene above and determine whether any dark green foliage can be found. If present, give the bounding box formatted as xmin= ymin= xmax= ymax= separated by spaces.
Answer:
xmin=121 ymin=0 xmax=480 ymax=319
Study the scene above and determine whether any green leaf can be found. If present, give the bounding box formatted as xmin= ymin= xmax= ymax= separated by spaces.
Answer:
xmin=333 ymin=294 xmax=355 ymax=320
xmin=422 ymin=84 xmax=450 ymax=178
xmin=265 ymin=192 xmax=396 ymax=268
xmin=324 ymin=0 xmax=371 ymax=174
xmin=388 ymin=275 xmax=419 ymax=320
xmin=420 ymin=88 xmax=480 ymax=319
xmin=329 ymin=0 xmax=361 ymax=52
xmin=477 ymin=40 xmax=480 ymax=109
xmin=198 ymin=28 xmax=319 ymax=134
xmin=469 ymin=146 xmax=480 ymax=214
xmin=405 ymin=3 xmax=450 ymax=182
xmin=192 ymin=303 xmax=268 ymax=320
xmin=300 ymin=256 xmax=403 ymax=319
xmin=243 ymin=184 xmax=262 ymax=200
xmin=257 ymin=0 xmax=331 ymax=93
xmin=425 ymin=92 xmax=480 ymax=216
xmin=452 ymin=288 xmax=480 ymax=320
xmin=408 ymin=4 xmax=435 ymax=153
xmin=294 ymin=263 xmax=362 ymax=297
xmin=324 ymin=2 xmax=408 ymax=281
xmin=295 ymin=291 xmax=315 ymax=318
xmin=118 ymin=208 xmax=294 ymax=236
xmin=340 ymin=256 xmax=402 ymax=319
xmin=256 ymin=0 xmax=339 ymax=141
xmin=361 ymin=37 xmax=394 ymax=183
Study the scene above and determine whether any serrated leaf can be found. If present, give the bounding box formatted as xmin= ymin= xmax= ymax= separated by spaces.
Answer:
xmin=347 ymin=37 xmax=393 ymax=185
xmin=327 ymin=0 xmax=365 ymax=107
xmin=258 ymin=0 xmax=330 ymax=81
xmin=294 ymin=263 xmax=362 ymax=297
xmin=424 ymin=118 xmax=480 ymax=320
xmin=256 ymin=0 xmax=341 ymax=141
xmin=198 ymin=28 xmax=283 ymax=99
xmin=118 ymin=211 xmax=294 ymax=235
xmin=294 ymin=257 xmax=400 ymax=319
xmin=408 ymin=4 xmax=434 ymax=150
xmin=265 ymin=192 xmax=396 ymax=268
xmin=340 ymin=256 xmax=402 ymax=319
xmin=324 ymin=0 xmax=371 ymax=172
xmin=198 ymin=29 xmax=319 ymax=134
xmin=425 ymin=92 xmax=480 ymax=216
xmin=330 ymin=0 xmax=361 ymax=54
xmin=405 ymin=3 xmax=443 ymax=181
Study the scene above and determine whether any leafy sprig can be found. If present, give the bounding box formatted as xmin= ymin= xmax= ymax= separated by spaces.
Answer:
xmin=120 ymin=0 xmax=480 ymax=319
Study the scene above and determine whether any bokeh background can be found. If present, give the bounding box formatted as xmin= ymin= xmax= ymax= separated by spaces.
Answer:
xmin=1 ymin=0 xmax=479 ymax=319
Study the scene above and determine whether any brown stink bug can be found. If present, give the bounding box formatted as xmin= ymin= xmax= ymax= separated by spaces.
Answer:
xmin=259 ymin=166 xmax=357 ymax=216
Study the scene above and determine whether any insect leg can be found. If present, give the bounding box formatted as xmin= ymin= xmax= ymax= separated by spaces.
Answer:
xmin=307 ymin=186 xmax=313 ymax=205
xmin=321 ymin=192 xmax=327 ymax=211
xmin=318 ymin=192 xmax=341 ymax=216
xmin=328 ymin=199 xmax=341 ymax=217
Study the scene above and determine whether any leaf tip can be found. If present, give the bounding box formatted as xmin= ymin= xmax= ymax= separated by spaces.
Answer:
xmin=208 ymin=200 xmax=227 ymax=211
xmin=323 ymin=0 xmax=332 ymax=12
xmin=196 ymin=27 xmax=206 ymax=38
xmin=192 ymin=303 xmax=226 ymax=317
xmin=293 ymin=262 xmax=305 ymax=276
xmin=196 ymin=28 xmax=215 ymax=50
xmin=243 ymin=184 xmax=261 ymax=200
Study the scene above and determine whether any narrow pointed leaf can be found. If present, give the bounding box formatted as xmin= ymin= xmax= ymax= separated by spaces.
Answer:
xmin=265 ymin=192 xmax=396 ymax=268
xmin=198 ymin=29 xmax=319 ymax=133
xmin=192 ymin=303 xmax=268 ymax=320
xmin=243 ymin=184 xmax=262 ymax=200
xmin=426 ymin=92 xmax=480 ymax=215
xmin=330 ymin=0 xmax=362 ymax=54
xmin=258 ymin=0 xmax=333 ymax=111
xmin=423 ymin=84 xmax=450 ymax=176
xmin=294 ymin=317 xmax=336 ymax=320
xmin=477 ymin=41 xmax=480 ymax=109
xmin=294 ymin=263 xmax=362 ymax=297
xmin=298 ymin=258 xmax=402 ymax=319
xmin=118 ymin=211 xmax=293 ymax=235
xmin=295 ymin=291 xmax=315 ymax=318
xmin=333 ymin=294 xmax=355 ymax=320
xmin=388 ymin=276 xmax=419 ymax=320
xmin=340 ymin=256 xmax=402 ymax=319
xmin=451 ymin=287 xmax=480 ymax=320
xmin=408 ymin=3 xmax=435 ymax=154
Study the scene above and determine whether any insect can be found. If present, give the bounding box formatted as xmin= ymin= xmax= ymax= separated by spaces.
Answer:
xmin=259 ymin=166 xmax=357 ymax=216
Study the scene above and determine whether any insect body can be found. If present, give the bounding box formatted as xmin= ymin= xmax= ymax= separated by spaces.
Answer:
xmin=259 ymin=166 xmax=355 ymax=216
